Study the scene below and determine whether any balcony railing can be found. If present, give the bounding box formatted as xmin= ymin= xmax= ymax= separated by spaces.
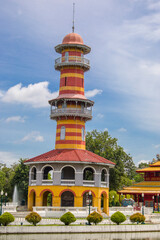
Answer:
xmin=31 ymin=180 xmax=36 ymax=186
xmin=83 ymin=180 xmax=95 ymax=186
xmin=50 ymin=107 xmax=92 ymax=120
xmin=61 ymin=179 xmax=75 ymax=185
xmin=101 ymin=182 xmax=108 ymax=188
xmin=55 ymin=56 xmax=90 ymax=70
xmin=42 ymin=179 xmax=53 ymax=185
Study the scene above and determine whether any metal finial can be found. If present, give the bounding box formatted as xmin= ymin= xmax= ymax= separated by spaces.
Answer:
xmin=72 ymin=3 xmax=75 ymax=33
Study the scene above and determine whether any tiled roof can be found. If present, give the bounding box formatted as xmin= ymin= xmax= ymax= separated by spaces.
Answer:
xmin=118 ymin=181 xmax=160 ymax=194
xmin=136 ymin=167 xmax=160 ymax=172
xmin=24 ymin=149 xmax=115 ymax=166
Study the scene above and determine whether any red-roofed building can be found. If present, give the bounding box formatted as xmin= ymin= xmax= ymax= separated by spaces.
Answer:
xmin=25 ymin=30 xmax=115 ymax=215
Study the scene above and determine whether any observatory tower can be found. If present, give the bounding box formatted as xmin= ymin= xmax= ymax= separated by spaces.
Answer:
xmin=25 ymin=31 xmax=115 ymax=215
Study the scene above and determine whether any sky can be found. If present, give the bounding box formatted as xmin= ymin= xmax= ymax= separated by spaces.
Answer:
xmin=0 ymin=0 xmax=160 ymax=166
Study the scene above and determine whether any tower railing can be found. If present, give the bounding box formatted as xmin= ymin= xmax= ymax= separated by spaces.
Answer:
xmin=50 ymin=107 xmax=92 ymax=119
xmin=55 ymin=56 xmax=90 ymax=70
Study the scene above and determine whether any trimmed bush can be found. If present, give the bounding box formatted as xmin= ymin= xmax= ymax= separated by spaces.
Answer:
xmin=25 ymin=212 xmax=42 ymax=226
xmin=87 ymin=211 xmax=103 ymax=225
xmin=0 ymin=212 xmax=15 ymax=226
xmin=111 ymin=211 xmax=126 ymax=225
xmin=60 ymin=212 xmax=76 ymax=225
xmin=130 ymin=213 xmax=145 ymax=224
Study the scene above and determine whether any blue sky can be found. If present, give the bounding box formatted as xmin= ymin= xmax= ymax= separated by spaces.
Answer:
xmin=0 ymin=0 xmax=160 ymax=166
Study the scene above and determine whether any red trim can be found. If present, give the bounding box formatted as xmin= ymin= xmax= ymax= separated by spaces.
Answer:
xmin=60 ymin=78 xmax=84 ymax=87
xmin=62 ymin=52 xmax=82 ymax=57
xmin=40 ymin=189 xmax=54 ymax=197
xmin=57 ymin=124 xmax=85 ymax=129
xmin=59 ymin=90 xmax=84 ymax=95
xmin=61 ymin=69 xmax=84 ymax=74
xmin=101 ymin=191 xmax=107 ymax=196
xmin=29 ymin=189 xmax=36 ymax=197
xmin=59 ymin=189 xmax=76 ymax=197
xmin=56 ymin=140 xmax=85 ymax=145
xmin=56 ymin=132 xmax=82 ymax=137
xmin=81 ymin=190 xmax=96 ymax=197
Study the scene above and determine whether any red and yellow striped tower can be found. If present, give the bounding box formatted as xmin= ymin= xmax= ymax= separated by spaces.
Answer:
xmin=49 ymin=32 xmax=94 ymax=150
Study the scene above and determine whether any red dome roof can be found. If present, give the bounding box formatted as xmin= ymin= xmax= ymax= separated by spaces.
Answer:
xmin=62 ymin=33 xmax=84 ymax=45
xmin=24 ymin=149 xmax=115 ymax=166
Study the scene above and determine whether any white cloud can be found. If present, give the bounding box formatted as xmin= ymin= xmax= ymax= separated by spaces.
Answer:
xmin=0 ymin=82 xmax=59 ymax=108
xmin=0 ymin=151 xmax=20 ymax=166
xmin=137 ymin=159 xmax=150 ymax=167
xmin=118 ymin=128 xmax=127 ymax=132
xmin=97 ymin=113 xmax=104 ymax=119
xmin=6 ymin=116 xmax=25 ymax=123
xmin=22 ymin=131 xmax=44 ymax=142
xmin=85 ymin=89 xmax=103 ymax=98
xmin=153 ymin=144 xmax=160 ymax=149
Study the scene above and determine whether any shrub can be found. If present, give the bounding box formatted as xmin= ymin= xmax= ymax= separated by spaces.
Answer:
xmin=87 ymin=211 xmax=103 ymax=225
xmin=0 ymin=212 xmax=15 ymax=226
xmin=60 ymin=212 xmax=76 ymax=225
xmin=25 ymin=212 xmax=42 ymax=226
xmin=111 ymin=211 xmax=126 ymax=225
xmin=130 ymin=213 xmax=145 ymax=224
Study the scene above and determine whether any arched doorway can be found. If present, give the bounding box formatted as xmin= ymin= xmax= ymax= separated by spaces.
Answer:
xmin=61 ymin=191 xmax=74 ymax=207
xmin=83 ymin=192 xmax=93 ymax=207
xmin=42 ymin=191 xmax=53 ymax=206
xmin=101 ymin=192 xmax=107 ymax=213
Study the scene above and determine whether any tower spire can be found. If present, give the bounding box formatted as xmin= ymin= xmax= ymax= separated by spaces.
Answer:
xmin=72 ymin=3 xmax=75 ymax=33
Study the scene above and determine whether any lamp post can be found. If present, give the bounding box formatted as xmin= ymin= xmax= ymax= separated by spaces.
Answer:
xmin=5 ymin=192 xmax=7 ymax=206
xmin=0 ymin=190 xmax=4 ymax=216
xmin=88 ymin=191 xmax=92 ymax=215
xmin=120 ymin=193 xmax=123 ymax=205
xmin=152 ymin=196 xmax=154 ymax=213
xmin=142 ymin=193 xmax=144 ymax=215
xmin=112 ymin=195 xmax=115 ymax=206
xmin=158 ymin=194 xmax=159 ymax=212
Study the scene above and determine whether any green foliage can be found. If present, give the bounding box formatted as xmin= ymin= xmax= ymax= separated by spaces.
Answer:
xmin=25 ymin=212 xmax=42 ymax=226
xmin=87 ymin=211 xmax=103 ymax=225
xmin=130 ymin=213 xmax=145 ymax=224
xmin=86 ymin=130 xmax=136 ymax=190
xmin=109 ymin=190 xmax=119 ymax=206
xmin=47 ymin=193 xmax=52 ymax=206
xmin=0 ymin=212 xmax=15 ymax=226
xmin=60 ymin=212 xmax=76 ymax=225
xmin=11 ymin=159 xmax=29 ymax=203
xmin=111 ymin=211 xmax=126 ymax=225
xmin=133 ymin=173 xmax=144 ymax=183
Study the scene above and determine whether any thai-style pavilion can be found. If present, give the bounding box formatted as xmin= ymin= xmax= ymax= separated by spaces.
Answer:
xmin=24 ymin=30 xmax=115 ymax=215
xmin=118 ymin=159 xmax=160 ymax=208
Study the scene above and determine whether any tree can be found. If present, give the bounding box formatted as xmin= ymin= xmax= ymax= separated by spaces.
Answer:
xmin=86 ymin=130 xmax=136 ymax=190
xmin=11 ymin=159 xmax=29 ymax=204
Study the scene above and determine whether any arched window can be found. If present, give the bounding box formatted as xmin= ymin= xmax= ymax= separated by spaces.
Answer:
xmin=31 ymin=167 xmax=37 ymax=180
xmin=82 ymin=127 xmax=85 ymax=141
xmin=101 ymin=169 xmax=107 ymax=182
xmin=43 ymin=166 xmax=53 ymax=180
xmin=61 ymin=166 xmax=75 ymax=180
xmin=65 ymin=52 xmax=69 ymax=62
xmin=83 ymin=167 xmax=94 ymax=181
xmin=60 ymin=126 xmax=65 ymax=140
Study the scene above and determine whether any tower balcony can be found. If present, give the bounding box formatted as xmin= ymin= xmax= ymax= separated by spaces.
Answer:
xmin=55 ymin=56 xmax=90 ymax=71
xmin=50 ymin=107 xmax=92 ymax=120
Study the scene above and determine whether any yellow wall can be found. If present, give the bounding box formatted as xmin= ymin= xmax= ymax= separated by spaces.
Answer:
xmin=28 ymin=185 xmax=109 ymax=215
